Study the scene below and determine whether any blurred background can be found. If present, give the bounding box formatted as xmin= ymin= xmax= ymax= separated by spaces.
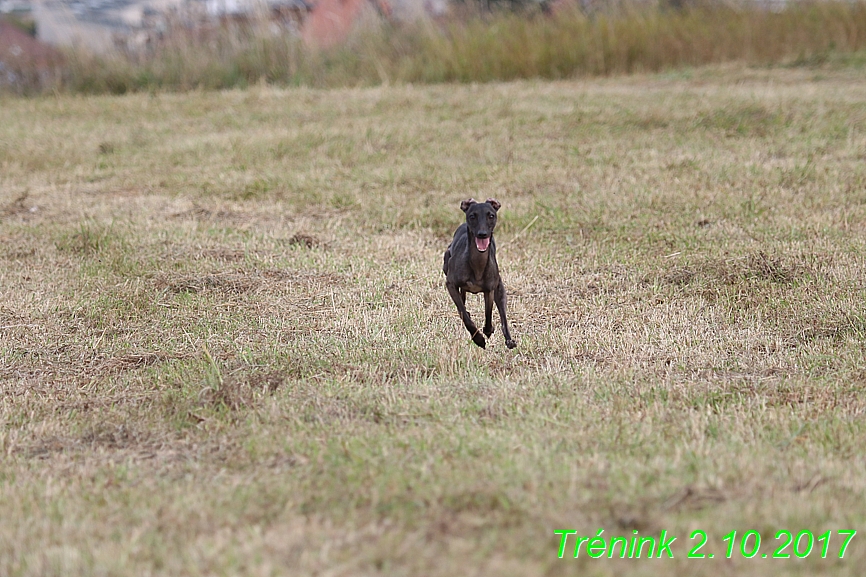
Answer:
xmin=2 ymin=0 xmax=865 ymax=96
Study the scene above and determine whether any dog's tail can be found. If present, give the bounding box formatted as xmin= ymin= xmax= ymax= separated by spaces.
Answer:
xmin=442 ymin=244 xmax=452 ymax=275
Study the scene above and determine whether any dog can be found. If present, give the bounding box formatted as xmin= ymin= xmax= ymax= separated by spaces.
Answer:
xmin=442 ymin=198 xmax=516 ymax=349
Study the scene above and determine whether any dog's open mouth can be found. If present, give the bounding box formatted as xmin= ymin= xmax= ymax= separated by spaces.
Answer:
xmin=475 ymin=237 xmax=490 ymax=252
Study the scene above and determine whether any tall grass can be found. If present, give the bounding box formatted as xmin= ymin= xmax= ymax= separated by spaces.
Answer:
xmin=22 ymin=1 xmax=866 ymax=94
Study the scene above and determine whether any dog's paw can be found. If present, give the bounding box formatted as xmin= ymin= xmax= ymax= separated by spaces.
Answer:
xmin=483 ymin=325 xmax=494 ymax=337
xmin=473 ymin=334 xmax=487 ymax=348
xmin=506 ymin=339 xmax=517 ymax=349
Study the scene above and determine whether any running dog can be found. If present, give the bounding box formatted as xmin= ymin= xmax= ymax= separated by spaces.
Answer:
xmin=442 ymin=198 xmax=516 ymax=349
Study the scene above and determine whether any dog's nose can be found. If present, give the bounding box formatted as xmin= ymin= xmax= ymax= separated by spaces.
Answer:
xmin=476 ymin=232 xmax=489 ymax=239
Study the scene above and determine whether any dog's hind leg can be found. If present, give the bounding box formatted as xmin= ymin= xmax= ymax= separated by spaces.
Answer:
xmin=494 ymin=281 xmax=516 ymax=349
xmin=447 ymin=282 xmax=486 ymax=348
xmin=442 ymin=247 xmax=451 ymax=275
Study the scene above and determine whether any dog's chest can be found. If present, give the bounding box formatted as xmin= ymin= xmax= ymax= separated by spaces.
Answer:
xmin=460 ymin=253 xmax=496 ymax=293
xmin=462 ymin=267 xmax=493 ymax=293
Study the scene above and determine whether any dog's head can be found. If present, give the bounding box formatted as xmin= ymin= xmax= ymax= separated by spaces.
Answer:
xmin=460 ymin=198 xmax=501 ymax=253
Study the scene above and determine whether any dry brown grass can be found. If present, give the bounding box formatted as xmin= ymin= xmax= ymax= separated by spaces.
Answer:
xmin=2 ymin=64 xmax=866 ymax=575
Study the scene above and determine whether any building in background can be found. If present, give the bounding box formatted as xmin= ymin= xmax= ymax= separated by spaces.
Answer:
xmin=0 ymin=17 xmax=65 ymax=91
xmin=14 ymin=0 xmax=453 ymax=55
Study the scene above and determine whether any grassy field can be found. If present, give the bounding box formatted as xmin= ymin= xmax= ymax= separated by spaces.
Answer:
xmin=2 ymin=63 xmax=866 ymax=575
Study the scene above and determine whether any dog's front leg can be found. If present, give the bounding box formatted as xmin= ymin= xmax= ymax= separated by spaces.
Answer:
xmin=483 ymin=291 xmax=495 ymax=337
xmin=494 ymin=281 xmax=516 ymax=349
xmin=447 ymin=282 xmax=486 ymax=348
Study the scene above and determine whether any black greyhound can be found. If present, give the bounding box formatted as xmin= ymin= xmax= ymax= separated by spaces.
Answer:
xmin=442 ymin=198 xmax=516 ymax=349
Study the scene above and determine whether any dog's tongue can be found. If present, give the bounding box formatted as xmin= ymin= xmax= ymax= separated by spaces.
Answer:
xmin=475 ymin=237 xmax=490 ymax=252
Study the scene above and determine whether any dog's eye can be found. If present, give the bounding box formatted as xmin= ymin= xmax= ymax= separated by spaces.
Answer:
xmin=487 ymin=214 xmax=494 ymax=219
xmin=470 ymin=214 xmax=476 ymax=220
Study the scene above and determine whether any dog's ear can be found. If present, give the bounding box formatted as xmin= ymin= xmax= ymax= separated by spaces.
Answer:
xmin=485 ymin=198 xmax=501 ymax=212
xmin=460 ymin=198 xmax=477 ymax=213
